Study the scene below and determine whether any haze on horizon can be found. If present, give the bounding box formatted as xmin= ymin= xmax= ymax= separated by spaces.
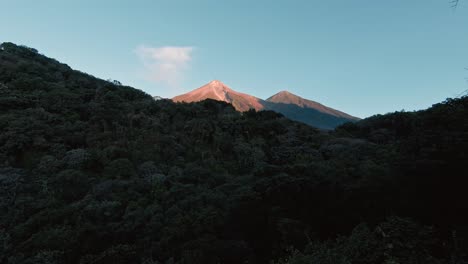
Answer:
xmin=1 ymin=0 xmax=467 ymax=118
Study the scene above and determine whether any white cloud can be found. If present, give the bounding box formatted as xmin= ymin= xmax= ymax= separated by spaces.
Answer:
xmin=135 ymin=45 xmax=194 ymax=88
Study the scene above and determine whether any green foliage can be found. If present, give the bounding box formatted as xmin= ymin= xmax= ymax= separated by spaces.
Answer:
xmin=1 ymin=42 xmax=467 ymax=263
xmin=49 ymin=169 xmax=90 ymax=202
xmin=279 ymin=217 xmax=442 ymax=264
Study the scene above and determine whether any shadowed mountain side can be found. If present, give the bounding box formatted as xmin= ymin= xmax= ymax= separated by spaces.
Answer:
xmin=266 ymin=90 xmax=358 ymax=121
xmin=263 ymin=101 xmax=355 ymax=129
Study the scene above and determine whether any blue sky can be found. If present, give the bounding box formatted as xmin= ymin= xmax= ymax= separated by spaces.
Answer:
xmin=1 ymin=0 xmax=467 ymax=117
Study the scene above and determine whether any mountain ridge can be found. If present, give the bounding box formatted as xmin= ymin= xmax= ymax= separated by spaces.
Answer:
xmin=173 ymin=80 xmax=265 ymax=112
xmin=266 ymin=90 xmax=358 ymax=121
xmin=172 ymin=80 xmax=359 ymax=129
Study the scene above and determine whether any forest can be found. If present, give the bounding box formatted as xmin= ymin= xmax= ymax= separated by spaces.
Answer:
xmin=0 ymin=42 xmax=467 ymax=263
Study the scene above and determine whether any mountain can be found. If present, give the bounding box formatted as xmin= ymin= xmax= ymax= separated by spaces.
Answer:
xmin=173 ymin=81 xmax=358 ymax=129
xmin=265 ymin=90 xmax=360 ymax=129
xmin=173 ymin=80 xmax=265 ymax=112
xmin=266 ymin=91 xmax=357 ymax=120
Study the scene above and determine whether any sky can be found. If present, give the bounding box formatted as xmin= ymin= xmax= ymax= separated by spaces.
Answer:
xmin=1 ymin=0 xmax=467 ymax=118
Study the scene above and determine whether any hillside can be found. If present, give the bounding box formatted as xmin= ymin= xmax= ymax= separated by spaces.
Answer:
xmin=172 ymin=81 xmax=358 ymax=129
xmin=1 ymin=42 xmax=468 ymax=264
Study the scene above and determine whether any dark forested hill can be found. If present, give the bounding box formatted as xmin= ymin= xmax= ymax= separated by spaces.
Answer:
xmin=1 ymin=42 xmax=467 ymax=264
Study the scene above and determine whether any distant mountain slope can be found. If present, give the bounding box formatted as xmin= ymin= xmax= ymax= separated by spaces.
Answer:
xmin=172 ymin=81 xmax=358 ymax=129
xmin=173 ymin=80 xmax=265 ymax=112
xmin=266 ymin=91 xmax=358 ymax=120
xmin=265 ymin=91 xmax=359 ymax=129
